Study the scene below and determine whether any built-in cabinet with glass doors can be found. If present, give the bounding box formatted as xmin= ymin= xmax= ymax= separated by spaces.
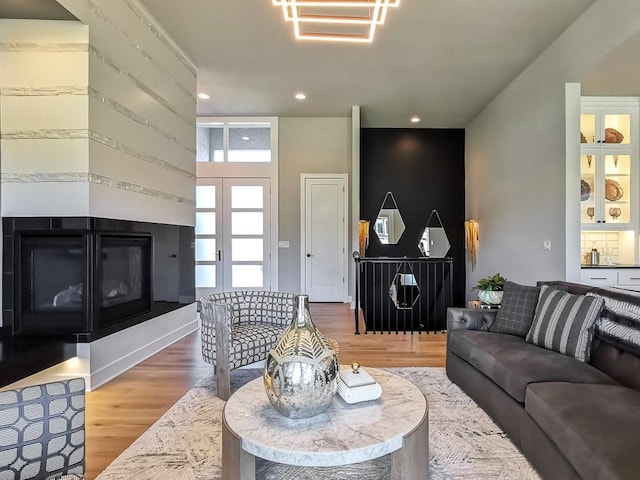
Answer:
xmin=579 ymin=97 xmax=640 ymax=272
xmin=580 ymin=102 xmax=637 ymax=228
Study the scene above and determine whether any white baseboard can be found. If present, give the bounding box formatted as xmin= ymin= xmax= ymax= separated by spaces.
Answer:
xmin=84 ymin=304 xmax=198 ymax=390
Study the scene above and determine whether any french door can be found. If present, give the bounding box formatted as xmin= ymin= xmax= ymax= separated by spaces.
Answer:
xmin=196 ymin=178 xmax=271 ymax=298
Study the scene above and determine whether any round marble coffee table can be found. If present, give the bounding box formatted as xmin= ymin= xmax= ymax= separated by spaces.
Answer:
xmin=222 ymin=367 xmax=429 ymax=479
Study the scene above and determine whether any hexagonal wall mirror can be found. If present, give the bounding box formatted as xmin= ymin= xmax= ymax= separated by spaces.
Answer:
xmin=389 ymin=264 xmax=420 ymax=310
xmin=374 ymin=192 xmax=405 ymax=244
xmin=418 ymin=209 xmax=451 ymax=258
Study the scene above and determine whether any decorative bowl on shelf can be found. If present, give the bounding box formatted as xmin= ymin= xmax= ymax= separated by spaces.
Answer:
xmin=581 ymin=179 xmax=591 ymax=201
xmin=605 ymin=127 xmax=624 ymax=144
xmin=609 ymin=207 xmax=622 ymax=221
xmin=605 ymin=179 xmax=623 ymax=201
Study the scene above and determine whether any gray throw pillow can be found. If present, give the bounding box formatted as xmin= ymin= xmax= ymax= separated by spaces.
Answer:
xmin=490 ymin=281 xmax=539 ymax=336
xmin=526 ymin=285 xmax=604 ymax=362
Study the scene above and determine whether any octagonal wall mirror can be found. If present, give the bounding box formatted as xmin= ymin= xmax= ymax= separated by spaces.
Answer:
xmin=389 ymin=266 xmax=420 ymax=310
xmin=374 ymin=192 xmax=405 ymax=244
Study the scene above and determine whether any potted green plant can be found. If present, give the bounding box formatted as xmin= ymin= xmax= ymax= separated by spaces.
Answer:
xmin=474 ymin=273 xmax=506 ymax=305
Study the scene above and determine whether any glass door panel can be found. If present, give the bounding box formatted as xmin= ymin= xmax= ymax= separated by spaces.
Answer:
xmin=231 ymin=186 xmax=264 ymax=208
xmin=224 ymin=179 xmax=270 ymax=291
xmin=580 ymin=113 xmax=596 ymax=144
xmin=231 ymin=239 xmax=263 ymax=261
xmin=231 ymin=212 xmax=263 ymax=235
xmin=232 ymin=265 xmax=264 ymax=288
xmin=196 ymin=185 xmax=216 ymax=207
xmin=196 ymin=265 xmax=216 ymax=289
xmin=195 ymin=212 xmax=216 ymax=235
xmin=580 ymin=154 xmax=596 ymax=225
xmin=604 ymin=154 xmax=631 ymax=224
xmin=603 ymin=114 xmax=631 ymax=144
xmin=195 ymin=238 xmax=217 ymax=261
xmin=195 ymin=179 xmax=222 ymax=298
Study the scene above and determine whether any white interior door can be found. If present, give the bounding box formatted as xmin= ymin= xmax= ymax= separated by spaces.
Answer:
xmin=196 ymin=178 xmax=271 ymax=296
xmin=302 ymin=175 xmax=348 ymax=302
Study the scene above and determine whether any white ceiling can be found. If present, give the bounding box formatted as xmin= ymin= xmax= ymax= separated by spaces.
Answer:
xmin=138 ymin=0 xmax=598 ymax=127
xmin=5 ymin=0 xmax=622 ymax=127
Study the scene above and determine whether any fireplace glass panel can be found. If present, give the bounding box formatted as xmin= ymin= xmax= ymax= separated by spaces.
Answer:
xmin=101 ymin=245 xmax=144 ymax=308
xmin=22 ymin=237 xmax=84 ymax=313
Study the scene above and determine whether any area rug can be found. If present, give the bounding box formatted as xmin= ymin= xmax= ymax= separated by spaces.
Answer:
xmin=95 ymin=368 xmax=539 ymax=480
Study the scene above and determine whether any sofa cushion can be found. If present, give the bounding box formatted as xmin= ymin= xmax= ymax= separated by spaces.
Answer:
xmin=526 ymin=285 xmax=604 ymax=362
xmin=448 ymin=330 xmax=617 ymax=402
xmin=526 ymin=382 xmax=640 ymax=480
xmin=491 ymin=281 xmax=539 ymax=337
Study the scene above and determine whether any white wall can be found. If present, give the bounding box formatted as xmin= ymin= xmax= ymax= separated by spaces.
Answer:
xmin=1 ymin=0 xmax=196 ymax=227
xmin=465 ymin=0 xmax=640 ymax=296
xmin=0 ymin=20 xmax=90 ymax=216
xmin=278 ymin=117 xmax=352 ymax=294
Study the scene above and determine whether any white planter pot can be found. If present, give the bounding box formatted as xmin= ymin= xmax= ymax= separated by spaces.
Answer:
xmin=478 ymin=290 xmax=503 ymax=305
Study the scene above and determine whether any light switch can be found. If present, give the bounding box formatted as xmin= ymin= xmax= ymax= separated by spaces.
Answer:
xmin=278 ymin=241 xmax=290 ymax=248
xmin=543 ymin=240 xmax=552 ymax=251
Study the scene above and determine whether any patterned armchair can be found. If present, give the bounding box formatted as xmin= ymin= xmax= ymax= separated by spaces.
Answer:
xmin=200 ymin=291 xmax=296 ymax=400
xmin=0 ymin=378 xmax=85 ymax=480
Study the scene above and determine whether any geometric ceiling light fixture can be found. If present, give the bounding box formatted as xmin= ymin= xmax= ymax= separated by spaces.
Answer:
xmin=272 ymin=0 xmax=400 ymax=43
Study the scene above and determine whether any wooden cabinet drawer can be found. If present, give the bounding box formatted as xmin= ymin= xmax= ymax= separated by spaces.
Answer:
xmin=580 ymin=269 xmax=617 ymax=285
xmin=618 ymin=269 xmax=640 ymax=285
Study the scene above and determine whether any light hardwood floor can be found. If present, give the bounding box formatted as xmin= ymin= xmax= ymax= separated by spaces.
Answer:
xmin=85 ymin=302 xmax=448 ymax=479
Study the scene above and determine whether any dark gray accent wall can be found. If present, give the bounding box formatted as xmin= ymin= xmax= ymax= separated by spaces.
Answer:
xmin=360 ymin=128 xmax=466 ymax=306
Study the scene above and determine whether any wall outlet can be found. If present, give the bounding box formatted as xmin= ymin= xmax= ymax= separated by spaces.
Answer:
xmin=543 ymin=240 xmax=552 ymax=251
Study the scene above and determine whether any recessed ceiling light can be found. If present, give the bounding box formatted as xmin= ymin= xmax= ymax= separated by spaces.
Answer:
xmin=197 ymin=93 xmax=210 ymax=100
xmin=242 ymin=136 xmax=250 ymax=141
xmin=410 ymin=116 xmax=421 ymax=123
xmin=295 ymin=92 xmax=306 ymax=100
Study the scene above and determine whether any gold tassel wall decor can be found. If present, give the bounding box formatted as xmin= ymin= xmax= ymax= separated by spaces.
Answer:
xmin=464 ymin=220 xmax=479 ymax=271
xmin=358 ymin=220 xmax=370 ymax=257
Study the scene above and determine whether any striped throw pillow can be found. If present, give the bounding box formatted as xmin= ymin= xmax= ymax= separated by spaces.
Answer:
xmin=525 ymin=285 xmax=604 ymax=362
xmin=586 ymin=288 xmax=640 ymax=355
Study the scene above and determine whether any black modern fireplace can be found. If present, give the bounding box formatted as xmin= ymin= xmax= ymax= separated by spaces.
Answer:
xmin=3 ymin=216 xmax=195 ymax=342
xmin=15 ymin=231 xmax=152 ymax=336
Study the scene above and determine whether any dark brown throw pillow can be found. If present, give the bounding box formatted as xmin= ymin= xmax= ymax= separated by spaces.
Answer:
xmin=490 ymin=281 xmax=539 ymax=337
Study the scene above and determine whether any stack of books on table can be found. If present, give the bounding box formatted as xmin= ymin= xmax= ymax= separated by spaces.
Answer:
xmin=337 ymin=366 xmax=382 ymax=404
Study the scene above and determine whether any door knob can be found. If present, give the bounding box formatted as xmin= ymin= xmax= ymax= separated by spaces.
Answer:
xmin=306 ymin=253 xmax=312 ymax=257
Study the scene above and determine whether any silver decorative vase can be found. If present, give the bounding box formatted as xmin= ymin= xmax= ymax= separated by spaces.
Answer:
xmin=264 ymin=294 xmax=339 ymax=418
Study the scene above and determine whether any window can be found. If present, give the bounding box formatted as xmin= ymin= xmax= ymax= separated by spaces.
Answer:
xmin=196 ymin=122 xmax=271 ymax=163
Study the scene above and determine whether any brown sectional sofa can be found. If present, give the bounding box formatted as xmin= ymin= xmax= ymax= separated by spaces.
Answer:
xmin=446 ymin=281 xmax=640 ymax=480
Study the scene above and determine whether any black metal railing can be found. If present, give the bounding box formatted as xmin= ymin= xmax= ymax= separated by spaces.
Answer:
xmin=353 ymin=252 xmax=453 ymax=334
